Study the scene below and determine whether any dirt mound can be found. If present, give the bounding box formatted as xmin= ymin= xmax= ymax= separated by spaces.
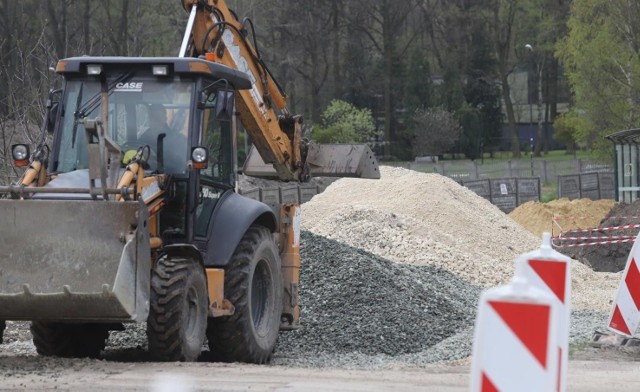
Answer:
xmin=561 ymin=200 xmax=640 ymax=272
xmin=508 ymin=198 xmax=617 ymax=238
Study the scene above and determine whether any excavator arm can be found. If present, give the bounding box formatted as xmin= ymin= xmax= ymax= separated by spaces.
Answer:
xmin=180 ymin=0 xmax=378 ymax=332
xmin=181 ymin=0 xmax=379 ymax=182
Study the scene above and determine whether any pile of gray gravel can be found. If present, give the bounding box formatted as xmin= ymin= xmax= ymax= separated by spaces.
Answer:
xmin=270 ymin=232 xmax=609 ymax=369
xmin=273 ymin=231 xmax=482 ymax=366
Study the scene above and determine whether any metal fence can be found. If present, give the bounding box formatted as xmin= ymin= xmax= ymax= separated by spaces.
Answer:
xmin=462 ymin=177 xmax=541 ymax=213
xmin=406 ymin=159 xmax=612 ymax=184
xmin=557 ymin=172 xmax=616 ymax=200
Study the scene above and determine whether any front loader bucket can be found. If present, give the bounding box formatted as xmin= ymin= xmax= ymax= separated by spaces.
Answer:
xmin=0 ymin=199 xmax=150 ymax=322
xmin=243 ymin=143 xmax=380 ymax=179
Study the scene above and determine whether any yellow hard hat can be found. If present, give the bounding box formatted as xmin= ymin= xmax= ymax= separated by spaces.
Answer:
xmin=122 ymin=149 xmax=138 ymax=165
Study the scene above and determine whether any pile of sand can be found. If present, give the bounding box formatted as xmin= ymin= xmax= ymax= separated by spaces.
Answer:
xmin=508 ymin=198 xmax=617 ymax=238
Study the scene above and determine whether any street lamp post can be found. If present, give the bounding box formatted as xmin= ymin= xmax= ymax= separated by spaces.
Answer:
xmin=530 ymin=137 xmax=534 ymax=176
xmin=525 ymin=44 xmax=544 ymax=158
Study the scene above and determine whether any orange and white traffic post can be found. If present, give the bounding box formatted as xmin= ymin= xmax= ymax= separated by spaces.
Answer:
xmin=516 ymin=232 xmax=571 ymax=392
xmin=608 ymin=231 xmax=640 ymax=337
xmin=470 ymin=264 xmax=559 ymax=392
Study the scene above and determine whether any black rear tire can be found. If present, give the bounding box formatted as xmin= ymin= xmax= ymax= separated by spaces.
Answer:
xmin=147 ymin=257 xmax=208 ymax=362
xmin=30 ymin=322 xmax=109 ymax=358
xmin=207 ymin=225 xmax=283 ymax=364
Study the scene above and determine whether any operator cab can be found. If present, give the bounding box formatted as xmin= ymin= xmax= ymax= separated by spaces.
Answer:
xmin=52 ymin=57 xmax=249 ymax=178
xmin=47 ymin=57 xmax=252 ymax=242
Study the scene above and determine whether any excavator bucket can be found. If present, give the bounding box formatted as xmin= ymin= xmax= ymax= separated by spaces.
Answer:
xmin=0 ymin=199 xmax=150 ymax=322
xmin=243 ymin=143 xmax=381 ymax=180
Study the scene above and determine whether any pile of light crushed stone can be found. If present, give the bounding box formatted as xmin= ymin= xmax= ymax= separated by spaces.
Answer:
xmin=300 ymin=166 xmax=618 ymax=312
xmin=0 ymin=166 xmax=622 ymax=369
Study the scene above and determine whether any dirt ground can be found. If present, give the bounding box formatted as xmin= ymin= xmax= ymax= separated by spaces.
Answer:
xmin=0 ymin=353 xmax=639 ymax=391
xmin=2 ymin=321 xmax=639 ymax=392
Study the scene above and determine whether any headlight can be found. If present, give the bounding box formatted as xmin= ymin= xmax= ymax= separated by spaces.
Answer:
xmin=86 ymin=64 xmax=103 ymax=75
xmin=191 ymin=146 xmax=208 ymax=169
xmin=152 ymin=65 xmax=168 ymax=76
xmin=12 ymin=144 xmax=30 ymax=161
xmin=192 ymin=147 xmax=208 ymax=163
xmin=11 ymin=144 xmax=30 ymax=167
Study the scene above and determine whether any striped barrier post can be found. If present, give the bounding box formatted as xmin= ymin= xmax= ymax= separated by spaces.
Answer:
xmin=470 ymin=265 xmax=559 ymax=392
xmin=516 ymin=232 xmax=571 ymax=392
xmin=608 ymin=233 xmax=640 ymax=337
xmin=552 ymin=223 xmax=640 ymax=249
xmin=559 ymin=224 xmax=640 ymax=234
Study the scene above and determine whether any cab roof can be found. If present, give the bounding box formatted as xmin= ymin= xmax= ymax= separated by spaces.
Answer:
xmin=56 ymin=56 xmax=252 ymax=90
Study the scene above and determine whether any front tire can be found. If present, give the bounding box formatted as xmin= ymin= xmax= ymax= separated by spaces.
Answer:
xmin=147 ymin=258 xmax=208 ymax=362
xmin=207 ymin=225 xmax=283 ymax=364
xmin=31 ymin=322 xmax=109 ymax=358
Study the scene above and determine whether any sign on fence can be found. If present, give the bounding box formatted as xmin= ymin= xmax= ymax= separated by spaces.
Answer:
xmin=491 ymin=179 xmax=518 ymax=212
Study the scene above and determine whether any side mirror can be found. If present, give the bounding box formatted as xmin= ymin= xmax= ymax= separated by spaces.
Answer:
xmin=215 ymin=90 xmax=235 ymax=121
xmin=47 ymin=103 xmax=59 ymax=133
xmin=46 ymin=89 xmax=62 ymax=133
xmin=197 ymin=92 xmax=207 ymax=110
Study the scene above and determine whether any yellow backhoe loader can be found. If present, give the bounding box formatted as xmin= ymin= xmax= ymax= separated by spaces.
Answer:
xmin=0 ymin=0 xmax=379 ymax=363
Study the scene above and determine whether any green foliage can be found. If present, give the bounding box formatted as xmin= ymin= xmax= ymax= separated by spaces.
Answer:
xmin=540 ymin=182 xmax=558 ymax=203
xmin=558 ymin=0 xmax=640 ymax=155
xmin=552 ymin=109 xmax=588 ymax=148
xmin=433 ymin=69 xmax=466 ymax=112
xmin=403 ymin=49 xmax=432 ymax=111
xmin=456 ymin=103 xmax=483 ymax=160
xmin=0 ymin=0 xmax=577 ymax=172
xmin=311 ymin=100 xmax=378 ymax=144
xmin=462 ymin=78 xmax=504 ymax=158
xmin=313 ymin=124 xmax=358 ymax=144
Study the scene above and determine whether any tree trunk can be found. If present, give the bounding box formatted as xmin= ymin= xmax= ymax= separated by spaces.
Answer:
xmin=83 ymin=0 xmax=91 ymax=54
xmin=46 ymin=1 xmax=68 ymax=58
xmin=534 ymin=60 xmax=544 ymax=157
xmin=331 ymin=0 xmax=341 ymax=99
xmin=491 ymin=0 xmax=520 ymax=158
xmin=500 ymin=71 xmax=520 ymax=158
xmin=382 ymin=6 xmax=394 ymax=159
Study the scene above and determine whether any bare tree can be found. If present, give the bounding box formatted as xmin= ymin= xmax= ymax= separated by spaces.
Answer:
xmin=348 ymin=0 xmax=422 ymax=159
xmin=0 ymin=26 xmax=56 ymax=184
xmin=484 ymin=0 xmax=522 ymax=158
